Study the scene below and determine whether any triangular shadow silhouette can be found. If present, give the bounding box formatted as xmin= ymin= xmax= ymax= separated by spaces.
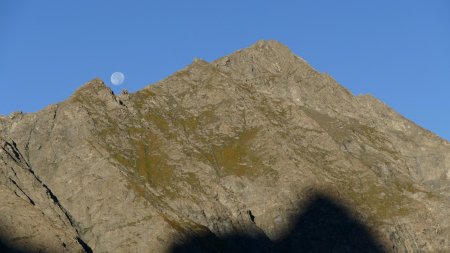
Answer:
xmin=170 ymin=193 xmax=386 ymax=253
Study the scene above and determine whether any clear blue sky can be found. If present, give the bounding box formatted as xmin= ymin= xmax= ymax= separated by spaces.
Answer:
xmin=1 ymin=1 xmax=449 ymax=140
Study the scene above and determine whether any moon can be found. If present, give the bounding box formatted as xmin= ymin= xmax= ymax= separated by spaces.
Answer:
xmin=111 ymin=72 xmax=125 ymax=85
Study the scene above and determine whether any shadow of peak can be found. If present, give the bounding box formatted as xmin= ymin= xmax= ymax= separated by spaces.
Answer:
xmin=170 ymin=231 xmax=273 ymax=253
xmin=275 ymin=193 xmax=385 ymax=253
xmin=169 ymin=193 xmax=386 ymax=253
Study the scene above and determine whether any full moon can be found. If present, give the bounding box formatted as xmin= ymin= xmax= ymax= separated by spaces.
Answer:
xmin=111 ymin=72 xmax=125 ymax=85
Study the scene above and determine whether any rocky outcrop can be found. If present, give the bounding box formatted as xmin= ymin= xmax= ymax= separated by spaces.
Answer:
xmin=0 ymin=41 xmax=449 ymax=252
xmin=0 ymin=137 xmax=87 ymax=252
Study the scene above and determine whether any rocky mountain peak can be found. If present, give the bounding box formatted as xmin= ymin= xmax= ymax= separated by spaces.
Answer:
xmin=70 ymin=78 xmax=114 ymax=100
xmin=246 ymin=39 xmax=297 ymax=61
xmin=73 ymin=77 xmax=108 ymax=92
xmin=1 ymin=41 xmax=449 ymax=252
xmin=213 ymin=40 xmax=303 ymax=76
xmin=69 ymin=78 xmax=123 ymax=111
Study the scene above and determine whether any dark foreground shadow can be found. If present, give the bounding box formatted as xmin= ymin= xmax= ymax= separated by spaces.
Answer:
xmin=170 ymin=193 xmax=386 ymax=253
xmin=0 ymin=239 xmax=26 ymax=253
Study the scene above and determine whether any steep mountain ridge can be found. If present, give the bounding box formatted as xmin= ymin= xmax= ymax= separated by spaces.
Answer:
xmin=0 ymin=40 xmax=449 ymax=252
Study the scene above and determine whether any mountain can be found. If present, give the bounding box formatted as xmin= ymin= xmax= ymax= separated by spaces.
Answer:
xmin=0 ymin=40 xmax=449 ymax=252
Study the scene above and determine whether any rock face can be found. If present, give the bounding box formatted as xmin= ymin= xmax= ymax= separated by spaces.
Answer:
xmin=0 ymin=137 xmax=87 ymax=252
xmin=0 ymin=40 xmax=449 ymax=252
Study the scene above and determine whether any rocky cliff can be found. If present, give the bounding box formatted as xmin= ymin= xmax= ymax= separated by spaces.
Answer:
xmin=0 ymin=41 xmax=449 ymax=252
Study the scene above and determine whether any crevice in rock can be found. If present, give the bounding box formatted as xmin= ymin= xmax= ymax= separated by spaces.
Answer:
xmin=76 ymin=237 xmax=93 ymax=253
xmin=40 ymin=181 xmax=94 ymax=252
xmin=24 ymin=118 xmax=38 ymax=166
xmin=48 ymin=105 xmax=59 ymax=138
xmin=2 ymin=142 xmax=21 ymax=163
xmin=247 ymin=210 xmax=255 ymax=223
xmin=9 ymin=178 xmax=35 ymax=206
xmin=41 ymin=183 xmax=76 ymax=227
xmin=9 ymin=167 xmax=17 ymax=177
xmin=35 ymin=174 xmax=94 ymax=252
xmin=53 ymin=107 xmax=58 ymax=120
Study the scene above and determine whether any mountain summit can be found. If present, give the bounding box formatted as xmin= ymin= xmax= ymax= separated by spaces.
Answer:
xmin=1 ymin=41 xmax=449 ymax=252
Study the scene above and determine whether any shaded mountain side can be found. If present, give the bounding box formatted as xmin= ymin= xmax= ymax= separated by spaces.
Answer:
xmin=0 ymin=40 xmax=449 ymax=252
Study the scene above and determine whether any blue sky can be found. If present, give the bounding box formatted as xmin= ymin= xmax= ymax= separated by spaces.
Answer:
xmin=1 ymin=1 xmax=449 ymax=140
